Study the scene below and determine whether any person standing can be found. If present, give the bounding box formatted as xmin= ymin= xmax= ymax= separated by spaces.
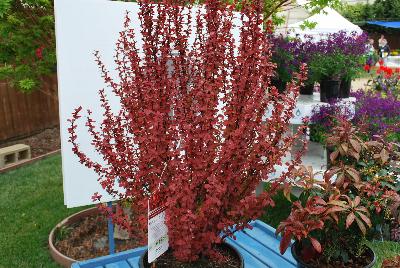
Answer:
xmin=378 ymin=34 xmax=390 ymax=65
xmin=366 ymin=38 xmax=376 ymax=72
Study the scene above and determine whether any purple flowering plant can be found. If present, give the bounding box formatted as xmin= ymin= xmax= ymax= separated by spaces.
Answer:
xmin=352 ymin=90 xmax=400 ymax=142
xmin=309 ymin=99 xmax=353 ymax=143
xmin=310 ymin=90 xmax=400 ymax=143
xmin=271 ymin=31 xmax=368 ymax=85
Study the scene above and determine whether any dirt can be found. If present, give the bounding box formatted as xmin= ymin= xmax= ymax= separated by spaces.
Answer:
xmin=0 ymin=126 xmax=61 ymax=158
xmin=382 ymin=255 xmax=400 ymax=268
xmin=54 ymin=214 xmax=144 ymax=261
xmin=54 ymin=214 xmax=241 ymax=267
xmin=296 ymin=246 xmax=375 ymax=268
xmin=142 ymin=244 xmax=242 ymax=268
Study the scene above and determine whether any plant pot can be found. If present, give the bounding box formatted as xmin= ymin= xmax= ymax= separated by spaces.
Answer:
xmin=339 ymin=78 xmax=351 ymax=98
xmin=271 ymin=78 xmax=286 ymax=94
xmin=320 ymin=79 xmax=340 ymax=103
xmin=326 ymin=147 xmax=335 ymax=169
xmin=139 ymin=242 xmax=244 ymax=268
xmin=291 ymin=242 xmax=376 ymax=268
xmin=300 ymin=84 xmax=314 ymax=95
xmin=48 ymin=207 xmax=99 ymax=268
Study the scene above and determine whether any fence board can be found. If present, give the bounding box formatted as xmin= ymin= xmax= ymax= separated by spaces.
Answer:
xmin=0 ymin=76 xmax=59 ymax=142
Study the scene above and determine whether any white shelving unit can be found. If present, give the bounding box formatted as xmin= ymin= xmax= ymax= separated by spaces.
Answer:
xmin=264 ymin=93 xmax=356 ymax=182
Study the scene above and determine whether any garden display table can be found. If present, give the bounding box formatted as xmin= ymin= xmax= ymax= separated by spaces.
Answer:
xmin=71 ymin=220 xmax=297 ymax=268
xmin=387 ymin=56 xmax=400 ymax=68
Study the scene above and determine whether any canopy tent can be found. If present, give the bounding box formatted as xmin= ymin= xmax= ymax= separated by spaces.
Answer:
xmin=367 ymin=21 xmax=400 ymax=29
xmin=276 ymin=7 xmax=363 ymax=38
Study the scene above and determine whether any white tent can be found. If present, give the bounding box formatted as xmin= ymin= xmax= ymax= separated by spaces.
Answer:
xmin=276 ymin=7 xmax=363 ymax=38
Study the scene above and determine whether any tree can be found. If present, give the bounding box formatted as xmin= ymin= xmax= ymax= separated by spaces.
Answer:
xmin=69 ymin=0 xmax=308 ymax=262
xmin=0 ymin=0 xmax=56 ymax=93
xmin=373 ymin=0 xmax=400 ymax=20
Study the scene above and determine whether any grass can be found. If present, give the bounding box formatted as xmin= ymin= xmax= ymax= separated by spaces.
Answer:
xmin=260 ymin=189 xmax=400 ymax=268
xmin=0 ymin=154 xmax=88 ymax=268
xmin=368 ymin=241 xmax=400 ymax=268
xmin=0 ymin=155 xmax=399 ymax=267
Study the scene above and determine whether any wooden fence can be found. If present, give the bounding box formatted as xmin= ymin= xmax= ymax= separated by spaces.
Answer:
xmin=0 ymin=76 xmax=59 ymax=142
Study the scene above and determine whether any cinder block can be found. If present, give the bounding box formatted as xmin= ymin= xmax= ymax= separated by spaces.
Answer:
xmin=0 ymin=144 xmax=31 ymax=168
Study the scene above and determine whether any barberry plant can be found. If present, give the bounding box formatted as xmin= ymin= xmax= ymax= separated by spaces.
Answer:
xmin=68 ymin=0 xmax=308 ymax=262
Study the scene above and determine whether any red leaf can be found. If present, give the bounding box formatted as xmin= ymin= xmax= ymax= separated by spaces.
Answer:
xmin=346 ymin=212 xmax=355 ymax=228
xmin=309 ymin=237 xmax=322 ymax=253
xmin=280 ymin=231 xmax=292 ymax=254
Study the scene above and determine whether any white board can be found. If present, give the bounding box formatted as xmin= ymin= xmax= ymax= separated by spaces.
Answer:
xmin=55 ymin=0 xmax=243 ymax=207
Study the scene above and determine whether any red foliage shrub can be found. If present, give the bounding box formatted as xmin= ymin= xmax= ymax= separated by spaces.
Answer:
xmin=68 ymin=0 xmax=307 ymax=261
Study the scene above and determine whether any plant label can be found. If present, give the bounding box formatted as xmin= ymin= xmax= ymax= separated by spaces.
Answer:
xmin=148 ymin=205 xmax=169 ymax=263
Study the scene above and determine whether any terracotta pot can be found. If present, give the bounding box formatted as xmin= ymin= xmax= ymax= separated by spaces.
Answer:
xmin=48 ymin=207 xmax=98 ymax=267
xmin=291 ymin=241 xmax=376 ymax=268
xmin=139 ymin=242 xmax=244 ymax=268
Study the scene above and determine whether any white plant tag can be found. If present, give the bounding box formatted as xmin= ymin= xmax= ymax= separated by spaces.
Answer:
xmin=148 ymin=203 xmax=169 ymax=263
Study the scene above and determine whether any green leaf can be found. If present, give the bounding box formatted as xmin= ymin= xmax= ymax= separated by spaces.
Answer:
xmin=18 ymin=78 xmax=36 ymax=92
xmin=0 ymin=0 xmax=12 ymax=18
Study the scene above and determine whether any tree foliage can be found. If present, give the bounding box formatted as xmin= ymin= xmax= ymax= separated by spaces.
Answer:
xmin=0 ymin=0 xmax=55 ymax=92
xmin=340 ymin=0 xmax=400 ymax=23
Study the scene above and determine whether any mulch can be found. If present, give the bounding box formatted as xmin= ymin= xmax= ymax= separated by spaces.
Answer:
xmin=142 ymin=245 xmax=242 ymax=268
xmin=54 ymin=214 xmax=144 ymax=261
xmin=0 ymin=126 xmax=61 ymax=158
xmin=382 ymin=255 xmax=400 ymax=268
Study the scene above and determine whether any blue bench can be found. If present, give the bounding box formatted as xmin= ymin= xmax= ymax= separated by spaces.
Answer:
xmin=72 ymin=220 xmax=297 ymax=268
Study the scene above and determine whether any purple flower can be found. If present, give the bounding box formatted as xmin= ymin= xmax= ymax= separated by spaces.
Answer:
xmin=352 ymin=90 xmax=400 ymax=137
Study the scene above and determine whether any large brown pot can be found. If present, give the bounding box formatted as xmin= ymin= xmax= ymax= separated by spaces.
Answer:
xmin=48 ymin=207 xmax=98 ymax=267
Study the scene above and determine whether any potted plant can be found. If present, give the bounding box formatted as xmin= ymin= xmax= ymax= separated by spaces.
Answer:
xmin=276 ymin=119 xmax=400 ymax=268
xmin=308 ymin=100 xmax=353 ymax=167
xmin=271 ymin=36 xmax=315 ymax=95
xmin=68 ymin=0 xmax=308 ymax=266
xmin=309 ymin=52 xmax=347 ymax=102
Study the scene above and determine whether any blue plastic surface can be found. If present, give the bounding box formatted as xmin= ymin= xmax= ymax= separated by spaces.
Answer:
xmin=367 ymin=21 xmax=400 ymax=29
xmin=72 ymin=221 xmax=297 ymax=268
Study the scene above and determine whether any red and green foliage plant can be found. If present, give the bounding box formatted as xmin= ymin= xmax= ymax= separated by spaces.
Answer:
xmin=68 ymin=0 xmax=307 ymax=262
xmin=277 ymin=119 xmax=400 ymax=264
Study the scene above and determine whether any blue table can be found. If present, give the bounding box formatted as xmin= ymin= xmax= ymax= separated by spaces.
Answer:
xmin=72 ymin=220 xmax=297 ymax=268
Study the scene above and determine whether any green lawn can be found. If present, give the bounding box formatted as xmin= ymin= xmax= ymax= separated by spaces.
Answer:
xmin=0 ymin=155 xmax=399 ymax=267
xmin=0 ymin=154 xmax=87 ymax=268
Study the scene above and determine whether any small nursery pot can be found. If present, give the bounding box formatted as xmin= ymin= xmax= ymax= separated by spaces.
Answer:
xmin=300 ymin=84 xmax=314 ymax=95
xmin=139 ymin=242 xmax=244 ymax=268
xmin=291 ymin=242 xmax=376 ymax=268
xmin=320 ymin=79 xmax=340 ymax=103
xmin=339 ymin=78 xmax=352 ymax=98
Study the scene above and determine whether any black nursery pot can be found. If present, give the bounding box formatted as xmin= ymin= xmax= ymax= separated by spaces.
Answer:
xmin=291 ymin=242 xmax=377 ymax=268
xmin=300 ymin=83 xmax=314 ymax=95
xmin=320 ymin=79 xmax=340 ymax=103
xmin=271 ymin=78 xmax=286 ymax=94
xmin=339 ymin=78 xmax=352 ymax=98
xmin=139 ymin=243 xmax=244 ymax=268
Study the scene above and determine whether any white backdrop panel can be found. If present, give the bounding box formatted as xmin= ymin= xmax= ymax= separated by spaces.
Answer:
xmin=55 ymin=0 xmax=242 ymax=207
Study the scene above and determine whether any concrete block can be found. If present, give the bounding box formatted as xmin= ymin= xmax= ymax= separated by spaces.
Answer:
xmin=0 ymin=144 xmax=31 ymax=168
